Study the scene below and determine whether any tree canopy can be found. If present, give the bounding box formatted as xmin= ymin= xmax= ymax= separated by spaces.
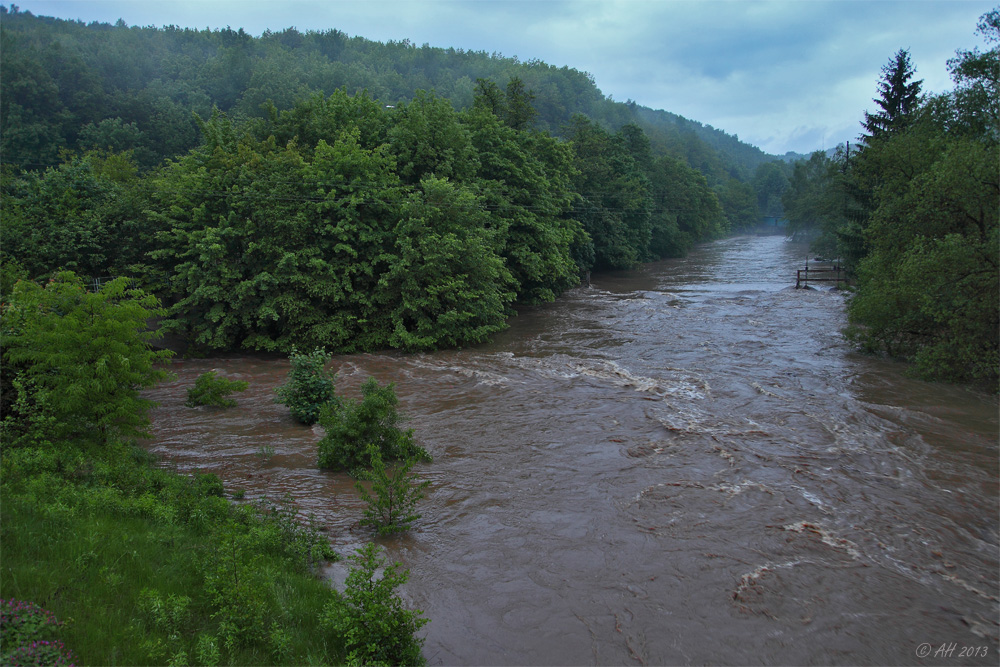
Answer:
xmin=781 ymin=11 xmax=999 ymax=388
xmin=0 ymin=5 xmax=773 ymax=355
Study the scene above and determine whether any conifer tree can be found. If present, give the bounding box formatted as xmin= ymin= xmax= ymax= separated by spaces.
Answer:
xmin=861 ymin=49 xmax=923 ymax=143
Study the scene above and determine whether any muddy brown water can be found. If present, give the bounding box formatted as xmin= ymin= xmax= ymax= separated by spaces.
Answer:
xmin=144 ymin=235 xmax=999 ymax=666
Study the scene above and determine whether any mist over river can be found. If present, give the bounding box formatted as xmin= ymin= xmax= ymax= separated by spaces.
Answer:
xmin=144 ymin=234 xmax=998 ymax=665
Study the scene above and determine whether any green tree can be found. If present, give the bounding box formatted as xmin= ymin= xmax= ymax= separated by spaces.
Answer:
xmin=782 ymin=152 xmax=828 ymax=236
xmin=861 ymin=49 xmax=923 ymax=143
xmin=355 ymin=446 xmax=430 ymax=536
xmin=847 ymin=129 xmax=999 ymax=385
xmin=647 ymin=154 xmax=726 ymax=258
xmin=151 ymin=109 xmax=403 ymax=353
xmin=379 ymin=176 xmax=515 ymax=350
xmin=463 ymin=106 xmax=585 ymax=302
xmin=316 ymin=377 xmax=430 ymax=472
xmin=946 ymin=8 xmax=999 ymax=138
xmin=0 ymin=31 xmax=68 ymax=168
xmin=565 ymin=115 xmax=652 ymax=269
xmin=752 ymin=161 xmax=789 ymax=218
xmin=845 ymin=13 xmax=999 ymax=387
xmin=1 ymin=272 xmax=172 ymax=444
xmin=715 ymin=177 xmax=760 ymax=232
xmin=386 ymin=90 xmax=478 ymax=185
xmin=503 ymin=76 xmax=538 ymax=131
xmin=274 ymin=347 xmax=337 ymax=425
xmin=0 ymin=151 xmax=153 ymax=281
xmin=320 ymin=542 xmax=428 ymax=666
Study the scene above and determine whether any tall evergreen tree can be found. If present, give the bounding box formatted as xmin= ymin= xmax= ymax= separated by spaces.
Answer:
xmin=861 ymin=49 xmax=923 ymax=143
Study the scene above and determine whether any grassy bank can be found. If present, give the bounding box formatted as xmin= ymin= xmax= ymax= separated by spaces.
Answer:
xmin=1 ymin=440 xmax=344 ymax=665
xmin=0 ymin=273 xmax=429 ymax=665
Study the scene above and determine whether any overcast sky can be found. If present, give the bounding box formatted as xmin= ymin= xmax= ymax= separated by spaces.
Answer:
xmin=14 ymin=0 xmax=997 ymax=155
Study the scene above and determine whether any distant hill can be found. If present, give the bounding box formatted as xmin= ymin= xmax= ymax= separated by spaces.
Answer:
xmin=0 ymin=4 xmax=785 ymax=180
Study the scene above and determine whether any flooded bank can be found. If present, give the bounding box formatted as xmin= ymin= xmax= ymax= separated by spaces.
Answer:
xmin=144 ymin=235 xmax=998 ymax=665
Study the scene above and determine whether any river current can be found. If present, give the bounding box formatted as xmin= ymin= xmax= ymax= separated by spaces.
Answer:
xmin=144 ymin=234 xmax=999 ymax=665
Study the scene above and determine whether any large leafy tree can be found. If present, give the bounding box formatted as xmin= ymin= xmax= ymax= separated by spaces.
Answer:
xmin=715 ymin=178 xmax=760 ymax=232
xmin=464 ymin=104 xmax=585 ymax=302
xmin=947 ymin=8 xmax=999 ymax=138
xmin=473 ymin=76 xmax=538 ymax=131
xmin=1 ymin=273 xmax=172 ymax=444
xmin=151 ymin=110 xmax=403 ymax=353
xmin=847 ymin=131 xmax=998 ymax=384
xmin=380 ymin=176 xmax=515 ymax=350
xmin=151 ymin=92 xmax=542 ymax=353
xmin=565 ymin=115 xmax=652 ymax=269
xmin=0 ymin=151 xmax=153 ymax=281
xmin=751 ymin=161 xmax=789 ymax=218
xmin=647 ymin=155 xmax=726 ymax=258
xmin=386 ymin=90 xmax=478 ymax=185
xmin=781 ymin=150 xmax=855 ymax=259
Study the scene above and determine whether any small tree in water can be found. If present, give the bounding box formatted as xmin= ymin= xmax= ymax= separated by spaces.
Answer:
xmin=185 ymin=371 xmax=248 ymax=408
xmin=321 ymin=542 xmax=428 ymax=666
xmin=355 ymin=445 xmax=430 ymax=536
xmin=316 ymin=377 xmax=430 ymax=472
xmin=274 ymin=347 xmax=337 ymax=425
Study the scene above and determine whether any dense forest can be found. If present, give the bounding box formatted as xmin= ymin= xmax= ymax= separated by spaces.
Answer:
xmin=0 ymin=3 xmax=795 ymax=355
xmin=0 ymin=88 xmax=732 ymax=352
xmin=0 ymin=5 xmax=779 ymax=177
xmin=781 ymin=10 xmax=999 ymax=389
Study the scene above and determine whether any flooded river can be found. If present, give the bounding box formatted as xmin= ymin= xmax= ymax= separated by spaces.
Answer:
xmin=144 ymin=234 xmax=999 ymax=665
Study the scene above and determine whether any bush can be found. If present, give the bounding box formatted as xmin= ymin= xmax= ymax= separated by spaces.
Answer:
xmin=185 ymin=371 xmax=249 ymax=408
xmin=202 ymin=533 xmax=271 ymax=651
xmin=274 ymin=348 xmax=337 ymax=425
xmin=135 ymin=589 xmax=192 ymax=664
xmin=316 ymin=377 xmax=430 ymax=473
xmin=1 ymin=272 xmax=172 ymax=444
xmin=0 ymin=599 xmax=77 ymax=666
xmin=321 ymin=543 xmax=428 ymax=666
xmin=356 ymin=445 xmax=430 ymax=536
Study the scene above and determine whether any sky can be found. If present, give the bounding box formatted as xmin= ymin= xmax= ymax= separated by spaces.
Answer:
xmin=12 ymin=0 xmax=997 ymax=155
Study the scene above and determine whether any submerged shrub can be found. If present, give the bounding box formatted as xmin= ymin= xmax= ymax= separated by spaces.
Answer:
xmin=356 ymin=445 xmax=430 ymax=536
xmin=316 ymin=377 xmax=430 ymax=473
xmin=274 ymin=348 xmax=337 ymax=425
xmin=184 ymin=371 xmax=249 ymax=408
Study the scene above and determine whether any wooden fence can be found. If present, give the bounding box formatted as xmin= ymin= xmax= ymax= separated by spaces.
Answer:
xmin=796 ymin=262 xmax=847 ymax=289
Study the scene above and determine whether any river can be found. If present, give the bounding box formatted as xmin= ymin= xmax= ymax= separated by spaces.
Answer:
xmin=144 ymin=234 xmax=999 ymax=665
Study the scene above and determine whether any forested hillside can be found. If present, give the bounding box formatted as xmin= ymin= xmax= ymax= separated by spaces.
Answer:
xmin=0 ymin=5 xmax=778 ymax=179
xmin=1 ymin=3 xmax=793 ymax=355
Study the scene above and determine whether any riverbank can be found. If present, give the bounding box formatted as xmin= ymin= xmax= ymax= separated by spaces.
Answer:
xmin=0 ymin=278 xmax=428 ymax=666
xmin=140 ymin=235 xmax=998 ymax=664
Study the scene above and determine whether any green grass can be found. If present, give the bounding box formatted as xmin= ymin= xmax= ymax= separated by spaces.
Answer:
xmin=0 ymin=442 xmax=343 ymax=665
